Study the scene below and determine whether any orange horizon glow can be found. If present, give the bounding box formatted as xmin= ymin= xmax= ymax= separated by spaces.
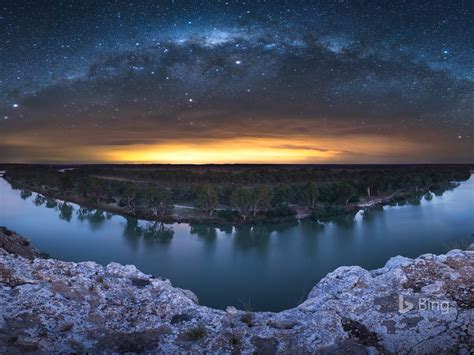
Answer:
xmin=100 ymin=136 xmax=429 ymax=164
xmin=2 ymin=128 xmax=458 ymax=164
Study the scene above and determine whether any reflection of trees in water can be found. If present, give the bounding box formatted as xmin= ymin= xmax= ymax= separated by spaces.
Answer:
xmin=331 ymin=213 xmax=357 ymax=228
xmin=20 ymin=189 xmax=32 ymax=200
xmin=122 ymin=217 xmax=142 ymax=250
xmin=300 ymin=219 xmax=325 ymax=235
xmin=58 ymin=202 xmax=74 ymax=222
xmin=269 ymin=221 xmax=298 ymax=233
xmin=432 ymin=183 xmax=456 ymax=197
xmin=122 ymin=218 xmax=174 ymax=247
xmin=218 ymin=225 xmax=233 ymax=235
xmin=190 ymin=224 xmax=217 ymax=242
xmin=33 ymin=194 xmax=46 ymax=206
xmin=45 ymin=197 xmax=58 ymax=209
xmin=124 ymin=217 xmax=142 ymax=237
xmin=298 ymin=220 xmax=324 ymax=257
xmin=233 ymin=222 xmax=301 ymax=250
xmin=233 ymin=225 xmax=272 ymax=250
xmin=143 ymin=221 xmax=174 ymax=243
xmin=407 ymin=196 xmax=421 ymax=206
xmin=76 ymin=208 xmax=107 ymax=230
xmin=362 ymin=206 xmax=382 ymax=222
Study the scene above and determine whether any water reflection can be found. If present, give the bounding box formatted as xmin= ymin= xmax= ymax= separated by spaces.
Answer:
xmin=58 ymin=202 xmax=74 ymax=222
xmin=20 ymin=189 xmax=32 ymax=200
xmin=190 ymin=224 xmax=217 ymax=241
xmin=33 ymin=194 xmax=46 ymax=206
xmin=218 ymin=225 xmax=233 ymax=234
xmin=77 ymin=208 xmax=105 ymax=228
xmin=122 ymin=217 xmax=142 ymax=250
xmin=45 ymin=197 xmax=58 ymax=209
xmin=233 ymin=225 xmax=272 ymax=250
xmin=143 ymin=221 xmax=174 ymax=244
xmin=332 ymin=213 xmax=358 ymax=228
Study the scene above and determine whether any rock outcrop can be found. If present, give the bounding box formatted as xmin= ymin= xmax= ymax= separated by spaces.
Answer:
xmin=0 ymin=227 xmax=44 ymax=260
xmin=0 ymin=228 xmax=472 ymax=353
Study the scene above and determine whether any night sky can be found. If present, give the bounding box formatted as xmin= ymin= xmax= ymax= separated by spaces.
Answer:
xmin=1 ymin=0 xmax=472 ymax=163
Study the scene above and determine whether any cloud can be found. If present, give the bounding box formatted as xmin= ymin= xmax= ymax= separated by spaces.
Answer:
xmin=1 ymin=28 xmax=472 ymax=163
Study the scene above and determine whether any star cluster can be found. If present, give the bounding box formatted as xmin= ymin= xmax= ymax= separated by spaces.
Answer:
xmin=0 ymin=0 xmax=472 ymax=163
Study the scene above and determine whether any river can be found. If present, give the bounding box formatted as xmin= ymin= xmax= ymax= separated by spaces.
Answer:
xmin=0 ymin=176 xmax=473 ymax=311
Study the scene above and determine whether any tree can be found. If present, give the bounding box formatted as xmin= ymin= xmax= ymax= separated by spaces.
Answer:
xmin=59 ymin=173 xmax=74 ymax=193
xmin=124 ymin=182 xmax=139 ymax=215
xmin=145 ymin=187 xmax=173 ymax=218
xmin=89 ymin=178 xmax=106 ymax=205
xmin=333 ymin=182 xmax=357 ymax=205
xmin=231 ymin=187 xmax=254 ymax=220
xmin=366 ymin=175 xmax=381 ymax=198
xmin=302 ymin=182 xmax=319 ymax=208
xmin=272 ymin=185 xmax=292 ymax=206
xmin=251 ymin=186 xmax=272 ymax=216
xmin=194 ymin=184 xmax=218 ymax=215
xmin=77 ymin=178 xmax=91 ymax=200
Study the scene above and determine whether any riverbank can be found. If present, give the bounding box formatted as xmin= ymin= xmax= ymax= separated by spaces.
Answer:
xmin=2 ymin=164 xmax=470 ymax=226
xmin=1 ymin=174 xmax=460 ymax=227
xmin=0 ymin=227 xmax=472 ymax=352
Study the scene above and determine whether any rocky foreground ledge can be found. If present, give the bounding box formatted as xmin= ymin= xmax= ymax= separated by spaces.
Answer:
xmin=0 ymin=227 xmax=473 ymax=353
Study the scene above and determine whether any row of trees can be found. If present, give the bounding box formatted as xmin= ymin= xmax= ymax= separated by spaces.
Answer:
xmin=104 ymin=181 xmax=354 ymax=220
xmin=72 ymin=164 xmax=471 ymax=186
xmin=5 ymin=165 xmax=470 ymax=221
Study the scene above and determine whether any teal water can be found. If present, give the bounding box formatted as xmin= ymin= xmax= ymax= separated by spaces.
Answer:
xmin=0 ymin=176 xmax=473 ymax=311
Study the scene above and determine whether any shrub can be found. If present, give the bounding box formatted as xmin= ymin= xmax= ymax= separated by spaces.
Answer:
xmin=265 ymin=204 xmax=296 ymax=219
xmin=241 ymin=312 xmax=254 ymax=327
xmin=218 ymin=208 xmax=238 ymax=221
xmin=183 ymin=325 xmax=207 ymax=341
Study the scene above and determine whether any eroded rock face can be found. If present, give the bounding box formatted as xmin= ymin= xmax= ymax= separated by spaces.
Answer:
xmin=0 ymin=227 xmax=44 ymax=260
xmin=0 ymin=229 xmax=472 ymax=353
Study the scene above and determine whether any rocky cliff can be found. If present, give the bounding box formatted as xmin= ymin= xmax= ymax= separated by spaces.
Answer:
xmin=0 ymin=227 xmax=472 ymax=353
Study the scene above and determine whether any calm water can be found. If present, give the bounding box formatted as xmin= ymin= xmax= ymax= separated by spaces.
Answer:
xmin=1 ymin=176 xmax=473 ymax=311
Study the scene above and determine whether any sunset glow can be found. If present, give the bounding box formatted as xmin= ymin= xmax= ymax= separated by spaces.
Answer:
xmin=99 ymin=135 xmax=434 ymax=164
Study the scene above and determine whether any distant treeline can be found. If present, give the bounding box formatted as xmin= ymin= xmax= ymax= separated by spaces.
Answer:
xmin=4 ymin=165 xmax=471 ymax=223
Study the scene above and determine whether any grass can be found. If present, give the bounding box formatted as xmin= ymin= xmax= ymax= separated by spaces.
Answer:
xmin=240 ymin=312 xmax=254 ymax=327
xmin=183 ymin=325 xmax=207 ymax=341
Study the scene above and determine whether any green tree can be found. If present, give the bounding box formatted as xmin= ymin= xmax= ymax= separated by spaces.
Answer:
xmin=334 ymin=182 xmax=357 ymax=205
xmin=89 ymin=178 xmax=106 ymax=205
xmin=59 ymin=173 xmax=74 ymax=193
xmin=77 ymin=178 xmax=91 ymax=200
xmin=366 ymin=175 xmax=381 ymax=198
xmin=251 ymin=186 xmax=272 ymax=216
xmin=302 ymin=182 xmax=319 ymax=208
xmin=231 ymin=187 xmax=254 ymax=220
xmin=194 ymin=184 xmax=218 ymax=215
xmin=272 ymin=185 xmax=291 ymax=206
xmin=146 ymin=187 xmax=173 ymax=218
